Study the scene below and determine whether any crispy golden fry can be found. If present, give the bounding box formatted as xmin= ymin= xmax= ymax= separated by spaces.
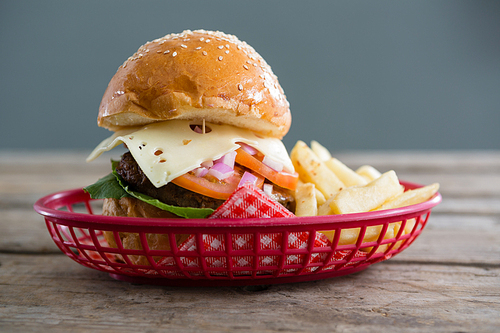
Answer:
xmin=317 ymin=196 xmax=335 ymax=215
xmin=320 ymin=223 xmax=396 ymax=246
xmin=298 ymin=179 xmax=326 ymax=207
xmin=294 ymin=183 xmax=318 ymax=217
xmin=325 ymin=158 xmax=368 ymax=187
xmin=291 ymin=141 xmax=345 ymax=199
xmin=293 ymin=140 xmax=439 ymax=253
xmin=329 ymin=170 xmax=404 ymax=214
xmin=376 ymin=183 xmax=440 ymax=210
xmin=355 ymin=165 xmax=382 ymax=182
xmin=391 ymin=218 xmax=417 ymax=250
xmin=314 ymin=188 xmax=326 ymax=206
xmin=311 ymin=140 xmax=332 ymax=162
xmin=394 ymin=218 xmax=417 ymax=236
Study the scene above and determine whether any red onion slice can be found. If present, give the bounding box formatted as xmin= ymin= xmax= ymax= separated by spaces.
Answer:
xmin=238 ymin=171 xmax=258 ymax=188
xmin=207 ymin=162 xmax=234 ymax=180
xmin=214 ymin=150 xmax=237 ymax=168
xmin=263 ymin=183 xmax=274 ymax=197
xmin=262 ymin=156 xmax=284 ymax=172
xmin=239 ymin=142 xmax=258 ymax=155
xmin=201 ymin=160 xmax=213 ymax=169
xmin=193 ymin=167 xmax=209 ymax=177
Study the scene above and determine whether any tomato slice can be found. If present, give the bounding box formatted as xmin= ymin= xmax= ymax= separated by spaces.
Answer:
xmin=235 ymin=148 xmax=298 ymax=190
xmin=171 ymin=166 xmax=264 ymax=200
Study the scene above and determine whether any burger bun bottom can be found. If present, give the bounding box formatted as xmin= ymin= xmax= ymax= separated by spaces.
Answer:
xmin=102 ymin=197 xmax=189 ymax=265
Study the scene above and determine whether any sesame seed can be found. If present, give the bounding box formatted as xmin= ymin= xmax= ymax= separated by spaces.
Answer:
xmin=205 ymin=39 xmax=210 ymax=43
xmin=246 ymin=60 xmax=252 ymax=64
xmin=172 ymin=51 xmax=177 ymax=57
xmin=195 ymin=46 xmax=201 ymax=50
xmin=181 ymin=44 xmax=187 ymax=48
xmin=157 ymin=50 xmax=162 ymax=53
xmin=238 ymin=84 xmax=243 ymax=91
xmin=253 ymin=63 xmax=257 ymax=66
xmin=218 ymin=56 xmax=223 ymax=61
xmin=237 ymin=45 xmax=242 ymax=50
xmin=226 ymin=44 xmax=230 ymax=48
xmin=243 ymin=65 xmax=249 ymax=70
xmin=200 ymin=37 xmax=205 ymax=41
xmin=202 ymin=51 xmax=207 ymax=56
xmin=218 ymin=45 xmax=224 ymax=49
xmin=225 ymin=50 xmax=229 ymax=54
xmin=164 ymin=50 xmax=170 ymax=54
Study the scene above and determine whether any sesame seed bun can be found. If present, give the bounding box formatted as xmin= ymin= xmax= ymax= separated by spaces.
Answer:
xmin=98 ymin=30 xmax=291 ymax=139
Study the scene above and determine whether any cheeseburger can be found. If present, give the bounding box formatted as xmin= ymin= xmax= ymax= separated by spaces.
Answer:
xmin=85 ymin=30 xmax=298 ymax=219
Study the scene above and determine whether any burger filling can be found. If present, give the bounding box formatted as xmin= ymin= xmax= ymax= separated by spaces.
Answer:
xmin=85 ymin=120 xmax=298 ymax=218
xmin=116 ymin=151 xmax=295 ymax=211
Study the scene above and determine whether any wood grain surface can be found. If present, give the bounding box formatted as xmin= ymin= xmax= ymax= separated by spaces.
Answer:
xmin=1 ymin=150 xmax=499 ymax=332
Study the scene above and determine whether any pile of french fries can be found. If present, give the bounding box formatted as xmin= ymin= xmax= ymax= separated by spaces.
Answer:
xmin=291 ymin=140 xmax=439 ymax=250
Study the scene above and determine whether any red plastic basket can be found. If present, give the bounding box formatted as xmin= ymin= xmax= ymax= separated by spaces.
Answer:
xmin=34 ymin=181 xmax=441 ymax=286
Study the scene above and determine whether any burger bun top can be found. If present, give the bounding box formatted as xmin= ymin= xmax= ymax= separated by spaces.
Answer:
xmin=98 ymin=30 xmax=291 ymax=139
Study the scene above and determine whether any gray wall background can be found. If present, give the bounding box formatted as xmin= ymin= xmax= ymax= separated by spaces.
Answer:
xmin=1 ymin=0 xmax=499 ymax=153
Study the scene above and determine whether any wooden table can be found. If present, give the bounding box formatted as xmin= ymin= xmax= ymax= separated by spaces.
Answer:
xmin=1 ymin=150 xmax=499 ymax=332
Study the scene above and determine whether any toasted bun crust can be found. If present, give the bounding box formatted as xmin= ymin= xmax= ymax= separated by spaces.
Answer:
xmin=98 ymin=30 xmax=291 ymax=138
xmin=102 ymin=197 xmax=188 ymax=265
xmin=102 ymin=197 xmax=179 ymax=219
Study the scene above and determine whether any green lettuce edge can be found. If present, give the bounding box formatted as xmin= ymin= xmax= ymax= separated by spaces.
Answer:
xmin=83 ymin=160 xmax=214 ymax=219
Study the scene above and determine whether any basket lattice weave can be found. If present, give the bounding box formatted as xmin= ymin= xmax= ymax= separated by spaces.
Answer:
xmin=34 ymin=181 xmax=441 ymax=286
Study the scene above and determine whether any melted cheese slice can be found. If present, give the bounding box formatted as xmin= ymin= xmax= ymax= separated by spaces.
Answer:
xmin=87 ymin=120 xmax=294 ymax=188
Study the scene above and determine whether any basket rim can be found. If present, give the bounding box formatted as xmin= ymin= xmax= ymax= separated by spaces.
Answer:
xmin=34 ymin=180 xmax=441 ymax=229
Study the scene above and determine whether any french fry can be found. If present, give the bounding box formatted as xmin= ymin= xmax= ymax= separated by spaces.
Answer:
xmin=320 ymin=224 xmax=396 ymax=246
xmin=393 ymin=218 xmax=417 ymax=236
xmin=294 ymin=183 xmax=318 ymax=217
xmin=376 ymin=183 xmax=440 ymax=210
xmin=392 ymin=218 xmax=417 ymax=250
xmin=355 ymin=165 xmax=382 ymax=182
xmin=318 ymin=195 xmax=335 ymax=215
xmin=291 ymin=141 xmax=345 ymax=199
xmin=311 ymin=140 xmax=332 ymax=162
xmin=324 ymin=158 xmax=368 ymax=187
xmin=377 ymin=184 xmax=439 ymax=250
xmin=298 ymin=179 xmax=326 ymax=207
xmin=292 ymin=139 xmax=439 ymax=253
xmin=329 ymin=170 xmax=404 ymax=214
xmin=315 ymin=188 xmax=326 ymax=206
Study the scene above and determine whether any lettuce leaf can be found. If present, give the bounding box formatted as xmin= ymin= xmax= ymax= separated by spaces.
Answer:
xmin=83 ymin=160 xmax=214 ymax=219
xmin=83 ymin=172 xmax=129 ymax=200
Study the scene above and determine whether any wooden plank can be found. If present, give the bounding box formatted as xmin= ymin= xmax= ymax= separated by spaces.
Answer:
xmin=0 ymin=253 xmax=498 ymax=332
xmin=1 ymin=209 xmax=59 ymax=253
xmin=335 ymin=150 xmax=500 ymax=173
xmin=391 ymin=215 xmax=500 ymax=266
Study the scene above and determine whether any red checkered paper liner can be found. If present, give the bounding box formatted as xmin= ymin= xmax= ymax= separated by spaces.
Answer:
xmin=208 ymin=182 xmax=295 ymax=219
xmin=155 ymin=231 xmax=364 ymax=277
xmin=150 ymin=184 xmax=365 ymax=277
